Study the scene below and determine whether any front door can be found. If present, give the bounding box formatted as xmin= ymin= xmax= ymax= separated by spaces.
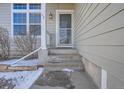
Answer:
xmin=56 ymin=10 xmax=73 ymax=47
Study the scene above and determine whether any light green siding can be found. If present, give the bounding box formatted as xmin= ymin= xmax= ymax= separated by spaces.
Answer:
xmin=0 ymin=3 xmax=11 ymax=34
xmin=74 ymin=3 xmax=124 ymax=88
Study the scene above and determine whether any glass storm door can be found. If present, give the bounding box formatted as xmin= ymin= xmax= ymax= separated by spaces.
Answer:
xmin=56 ymin=10 xmax=73 ymax=47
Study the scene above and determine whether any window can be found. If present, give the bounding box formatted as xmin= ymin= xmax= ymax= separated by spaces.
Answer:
xmin=14 ymin=25 xmax=26 ymax=35
xmin=29 ymin=4 xmax=41 ymax=9
xmin=29 ymin=13 xmax=41 ymax=23
xmin=13 ymin=3 xmax=41 ymax=36
xmin=14 ymin=13 xmax=26 ymax=23
xmin=30 ymin=25 xmax=41 ymax=35
xmin=29 ymin=13 xmax=41 ymax=35
xmin=13 ymin=13 xmax=27 ymax=35
xmin=13 ymin=4 xmax=27 ymax=9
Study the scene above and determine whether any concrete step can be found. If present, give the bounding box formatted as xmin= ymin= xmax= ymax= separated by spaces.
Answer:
xmin=44 ymin=61 xmax=84 ymax=70
xmin=48 ymin=54 xmax=82 ymax=62
xmin=48 ymin=48 xmax=78 ymax=55
xmin=47 ymin=48 xmax=83 ymax=70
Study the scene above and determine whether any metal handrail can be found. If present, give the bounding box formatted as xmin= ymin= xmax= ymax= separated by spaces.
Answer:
xmin=11 ymin=47 xmax=42 ymax=65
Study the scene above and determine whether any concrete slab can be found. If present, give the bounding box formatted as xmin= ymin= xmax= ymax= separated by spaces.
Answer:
xmin=31 ymin=84 xmax=64 ymax=89
xmin=71 ymin=70 xmax=98 ymax=89
xmin=30 ymin=70 xmax=98 ymax=89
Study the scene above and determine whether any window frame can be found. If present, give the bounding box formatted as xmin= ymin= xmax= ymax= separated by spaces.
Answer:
xmin=12 ymin=3 xmax=42 ymax=37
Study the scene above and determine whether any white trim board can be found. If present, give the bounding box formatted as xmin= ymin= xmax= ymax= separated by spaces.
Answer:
xmin=101 ymin=69 xmax=107 ymax=89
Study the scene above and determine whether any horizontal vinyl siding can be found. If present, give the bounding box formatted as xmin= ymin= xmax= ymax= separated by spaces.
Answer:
xmin=74 ymin=3 xmax=124 ymax=85
xmin=107 ymin=72 xmax=124 ymax=88
xmin=0 ymin=4 xmax=11 ymax=35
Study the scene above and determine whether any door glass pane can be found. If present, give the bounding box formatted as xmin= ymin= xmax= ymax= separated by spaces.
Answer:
xmin=59 ymin=14 xmax=72 ymax=44
xmin=60 ymin=14 xmax=71 ymax=28
xmin=60 ymin=28 xmax=71 ymax=44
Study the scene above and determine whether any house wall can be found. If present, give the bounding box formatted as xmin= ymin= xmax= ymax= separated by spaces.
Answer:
xmin=0 ymin=4 xmax=15 ymax=57
xmin=0 ymin=3 xmax=11 ymax=35
xmin=0 ymin=4 xmax=41 ymax=58
xmin=46 ymin=3 xmax=74 ymax=48
xmin=74 ymin=3 xmax=124 ymax=88
xmin=83 ymin=57 xmax=101 ymax=88
xmin=0 ymin=3 xmax=74 ymax=58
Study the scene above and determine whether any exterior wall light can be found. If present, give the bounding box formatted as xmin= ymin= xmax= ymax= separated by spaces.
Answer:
xmin=49 ymin=12 xmax=53 ymax=20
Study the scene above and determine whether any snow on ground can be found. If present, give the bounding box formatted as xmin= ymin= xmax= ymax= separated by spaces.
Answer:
xmin=0 ymin=59 xmax=44 ymax=89
xmin=0 ymin=59 xmax=38 ymax=66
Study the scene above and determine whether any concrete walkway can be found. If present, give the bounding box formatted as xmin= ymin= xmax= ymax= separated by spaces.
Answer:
xmin=30 ymin=70 xmax=98 ymax=89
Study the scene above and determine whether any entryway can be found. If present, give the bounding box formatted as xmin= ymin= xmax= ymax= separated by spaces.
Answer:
xmin=56 ymin=10 xmax=74 ymax=47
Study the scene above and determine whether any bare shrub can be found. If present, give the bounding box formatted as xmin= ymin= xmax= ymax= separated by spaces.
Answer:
xmin=14 ymin=29 xmax=38 ymax=59
xmin=0 ymin=27 xmax=10 ymax=60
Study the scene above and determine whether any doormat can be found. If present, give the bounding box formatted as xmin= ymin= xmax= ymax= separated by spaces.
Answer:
xmin=36 ymin=71 xmax=75 ymax=89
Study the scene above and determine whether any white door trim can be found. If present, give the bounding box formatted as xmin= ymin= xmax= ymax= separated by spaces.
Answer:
xmin=101 ymin=69 xmax=107 ymax=89
xmin=56 ymin=10 xmax=74 ymax=48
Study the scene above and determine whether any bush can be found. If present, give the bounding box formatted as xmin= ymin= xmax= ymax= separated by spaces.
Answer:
xmin=0 ymin=27 xmax=10 ymax=60
xmin=14 ymin=31 xmax=38 ymax=59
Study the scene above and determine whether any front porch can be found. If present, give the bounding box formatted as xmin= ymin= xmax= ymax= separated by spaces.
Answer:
xmin=37 ymin=3 xmax=99 ymax=89
xmin=38 ymin=3 xmax=77 ymax=65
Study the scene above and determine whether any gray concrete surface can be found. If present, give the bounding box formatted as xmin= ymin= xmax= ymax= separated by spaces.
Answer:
xmin=30 ymin=70 xmax=98 ymax=89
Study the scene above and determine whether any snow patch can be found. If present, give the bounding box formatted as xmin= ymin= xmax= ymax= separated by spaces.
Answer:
xmin=0 ymin=59 xmax=44 ymax=89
